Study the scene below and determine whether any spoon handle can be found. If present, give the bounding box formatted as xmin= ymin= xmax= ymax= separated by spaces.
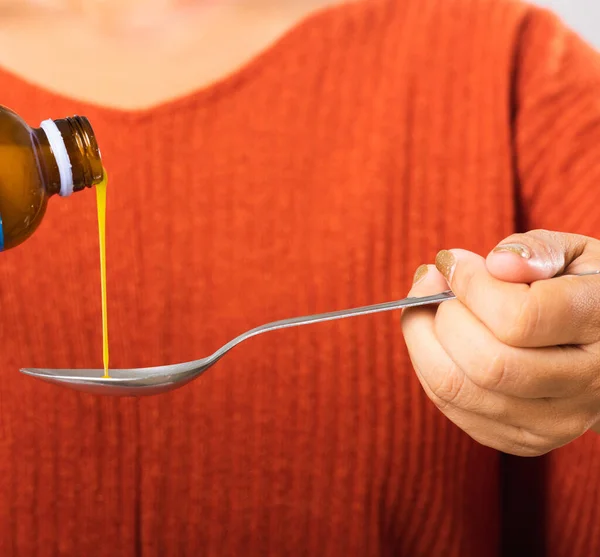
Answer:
xmin=208 ymin=270 xmax=600 ymax=364
xmin=208 ymin=290 xmax=456 ymax=363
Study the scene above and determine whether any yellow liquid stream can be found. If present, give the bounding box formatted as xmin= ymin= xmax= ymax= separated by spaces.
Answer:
xmin=96 ymin=171 xmax=109 ymax=378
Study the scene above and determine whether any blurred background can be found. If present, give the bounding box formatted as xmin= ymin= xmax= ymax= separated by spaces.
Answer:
xmin=532 ymin=0 xmax=600 ymax=48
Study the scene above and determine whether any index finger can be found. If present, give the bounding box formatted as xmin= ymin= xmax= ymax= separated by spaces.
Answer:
xmin=438 ymin=249 xmax=600 ymax=347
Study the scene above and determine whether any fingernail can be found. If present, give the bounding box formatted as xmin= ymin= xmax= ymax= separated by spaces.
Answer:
xmin=435 ymin=250 xmax=456 ymax=281
xmin=492 ymin=243 xmax=531 ymax=259
xmin=413 ymin=264 xmax=428 ymax=284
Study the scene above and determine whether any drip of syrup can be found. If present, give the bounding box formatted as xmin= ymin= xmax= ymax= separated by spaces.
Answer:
xmin=96 ymin=171 xmax=109 ymax=378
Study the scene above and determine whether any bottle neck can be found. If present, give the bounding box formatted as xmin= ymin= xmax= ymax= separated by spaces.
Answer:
xmin=33 ymin=116 xmax=104 ymax=197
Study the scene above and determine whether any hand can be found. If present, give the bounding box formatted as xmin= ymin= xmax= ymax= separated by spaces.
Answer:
xmin=401 ymin=230 xmax=600 ymax=456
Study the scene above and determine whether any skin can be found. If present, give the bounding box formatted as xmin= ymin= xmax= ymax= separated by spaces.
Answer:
xmin=0 ymin=0 xmax=339 ymax=109
xmin=402 ymin=229 xmax=600 ymax=456
xmin=3 ymin=1 xmax=598 ymax=456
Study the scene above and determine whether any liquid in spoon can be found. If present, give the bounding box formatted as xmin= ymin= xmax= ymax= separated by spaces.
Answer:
xmin=96 ymin=171 xmax=109 ymax=378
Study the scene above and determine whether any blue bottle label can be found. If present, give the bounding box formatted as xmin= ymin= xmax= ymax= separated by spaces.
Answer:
xmin=0 ymin=212 xmax=4 ymax=251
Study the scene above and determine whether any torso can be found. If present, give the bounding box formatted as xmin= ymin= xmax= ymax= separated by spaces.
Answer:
xmin=0 ymin=0 xmax=532 ymax=555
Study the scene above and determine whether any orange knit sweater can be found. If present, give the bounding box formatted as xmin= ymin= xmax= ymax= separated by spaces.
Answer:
xmin=0 ymin=1 xmax=599 ymax=555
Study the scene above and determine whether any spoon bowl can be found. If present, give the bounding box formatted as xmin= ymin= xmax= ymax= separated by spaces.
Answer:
xmin=20 ymin=362 xmax=205 ymax=396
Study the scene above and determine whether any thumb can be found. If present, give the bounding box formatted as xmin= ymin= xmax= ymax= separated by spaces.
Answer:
xmin=485 ymin=229 xmax=593 ymax=283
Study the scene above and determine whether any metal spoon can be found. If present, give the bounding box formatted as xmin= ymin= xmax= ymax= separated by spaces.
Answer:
xmin=20 ymin=290 xmax=456 ymax=396
xmin=20 ymin=270 xmax=600 ymax=397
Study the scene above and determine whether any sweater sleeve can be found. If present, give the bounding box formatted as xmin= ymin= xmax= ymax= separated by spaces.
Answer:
xmin=514 ymin=6 xmax=600 ymax=236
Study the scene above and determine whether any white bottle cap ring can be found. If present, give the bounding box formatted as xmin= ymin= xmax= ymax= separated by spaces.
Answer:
xmin=40 ymin=119 xmax=74 ymax=197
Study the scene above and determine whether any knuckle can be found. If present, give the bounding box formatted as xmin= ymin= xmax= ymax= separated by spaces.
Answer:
xmin=472 ymin=348 xmax=511 ymax=392
xmin=551 ymin=414 xmax=592 ymax=444
xmin=428 ymin=363 xmax=467 ymax=410
xmin=474 ymin=393 xmax=509 ymax=422
xmin=508 ymin=442 xmax=549 ymax=458
xmin=525 ymin=404 xmax=591 ymax=447
xmin=510 ymin=428 xmax=554 ymax=457
xmin=466 ymin=428 xmax=547 ymax=457
xmin=496 ymin=293 xmax=541 ymax=347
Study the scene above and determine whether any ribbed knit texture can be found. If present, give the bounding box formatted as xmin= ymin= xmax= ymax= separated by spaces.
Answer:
xmin=0 ymin=1 xmax=598 ymax=555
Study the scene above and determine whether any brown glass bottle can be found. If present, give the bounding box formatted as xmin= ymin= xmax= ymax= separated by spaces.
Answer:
xmin=0 ymin=105 xmax=104 ymax=251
